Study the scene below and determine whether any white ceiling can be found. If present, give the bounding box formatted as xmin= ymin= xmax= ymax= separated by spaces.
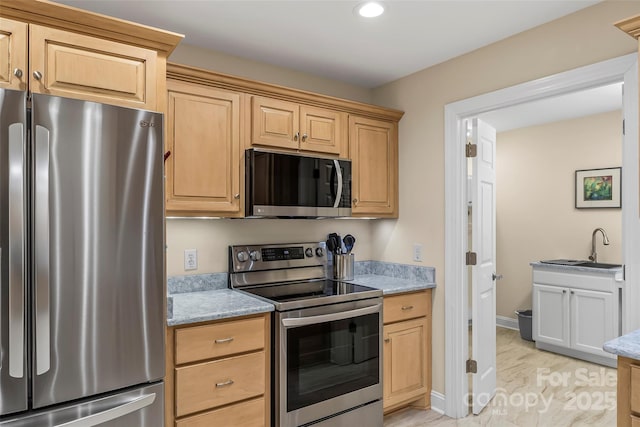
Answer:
xmin=479 ymin=82 xmax=623 ymax=132
xmin=56 ymin=0 xmax=616 ymax=131
xmin=55 ymin=0 xmax=601 ymax=89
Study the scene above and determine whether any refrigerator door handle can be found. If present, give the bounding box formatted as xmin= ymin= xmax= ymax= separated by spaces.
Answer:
xmin=35 ymin=125 xmax=50 ymax=376
xmin=8 ymin=123 xmax=25 ymax=379
xmin=53 ymin=393 xmax=157 ymax=427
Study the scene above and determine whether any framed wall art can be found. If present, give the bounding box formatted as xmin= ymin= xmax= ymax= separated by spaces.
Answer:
xmin=575 ymin=167 xmax=621 ymax=209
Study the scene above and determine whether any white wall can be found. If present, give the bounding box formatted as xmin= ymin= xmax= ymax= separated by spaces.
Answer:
xmin=495 ymin=110 xmax=623 ymax=320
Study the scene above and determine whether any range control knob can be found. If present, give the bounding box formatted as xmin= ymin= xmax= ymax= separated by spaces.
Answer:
xmin=249 ymin=250 xmax=261 ymax=261
xmin=315 ymin=247 xmax=324 ymax=257
xmin=236 ymin=251 xmax=249 ymax=262
xmin=305 ymin=248 xmax=313 ymax=258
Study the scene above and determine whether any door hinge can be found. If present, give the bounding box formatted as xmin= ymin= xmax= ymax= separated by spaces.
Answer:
xmin=466 ymin=359 xmax=477 ymax=374
xmin=466 ymin=251 xmax=477 ymax=266
xmin=466 ymin=142 xmax=477 ymax=158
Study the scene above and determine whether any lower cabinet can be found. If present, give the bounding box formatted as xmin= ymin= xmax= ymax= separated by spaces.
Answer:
xmin=532 ymin=266 xmax=619 ymax=366
xmin=166 ymin=313 xmax=270 ymax=427
xmin=382 ymin=289 xmax=432 ymax=413
xmin=616 ymin=356 xmax=640 ymax=427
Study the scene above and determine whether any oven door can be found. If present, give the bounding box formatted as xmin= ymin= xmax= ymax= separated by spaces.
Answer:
xmin=275 ymin=298 xmax=382 ymax=427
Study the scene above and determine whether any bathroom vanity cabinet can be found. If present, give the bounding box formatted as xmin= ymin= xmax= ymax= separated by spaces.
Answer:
xmin=531 ymin=262 xmax=622 ymax=367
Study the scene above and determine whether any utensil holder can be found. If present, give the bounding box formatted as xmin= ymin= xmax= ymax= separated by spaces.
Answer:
xmin=333 ymin=253 xmax=355 ymax=280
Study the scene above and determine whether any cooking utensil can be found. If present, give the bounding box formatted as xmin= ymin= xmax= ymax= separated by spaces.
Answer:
xmin=327 ymin=233 xmax=342 ymax=255
xmin=343 ymin=234 xmax=356 ymax=253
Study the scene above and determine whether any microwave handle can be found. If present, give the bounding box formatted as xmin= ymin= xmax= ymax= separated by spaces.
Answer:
xmin=332 ymin=160 xmax=343 ymax=209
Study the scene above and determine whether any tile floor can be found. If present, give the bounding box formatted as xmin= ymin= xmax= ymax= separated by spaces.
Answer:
xmin=384 ymin=327 xmax=617 ymax=426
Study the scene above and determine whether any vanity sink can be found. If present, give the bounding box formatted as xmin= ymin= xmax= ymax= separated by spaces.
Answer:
xmin=576 ymin=262 xmax=621 ymax=269
xmin=540 ymin=259 xmax=621 ymax=269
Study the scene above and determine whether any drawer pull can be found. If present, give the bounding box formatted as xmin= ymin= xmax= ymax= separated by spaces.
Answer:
xmin=401 ymin=305 xmax=414 ymax=311
xmin=384 ymin=338 xmax=390 ymax=343
xmin=214 ymin=337 xmax=234 ymax=344
xmin=215 ymin=379 xmax=234 ymax=388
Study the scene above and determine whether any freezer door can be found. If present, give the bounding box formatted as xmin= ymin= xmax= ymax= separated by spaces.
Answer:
xmin=0 ymin=88 xmax=28 ymax=416
xmin=31 ymin=94 xmax=165 ymax=408
xmin=0 ymin=382 xmax=164 ymax=426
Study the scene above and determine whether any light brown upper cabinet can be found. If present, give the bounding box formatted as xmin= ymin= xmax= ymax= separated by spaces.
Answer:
xmin=29 ymin=25 xmax=158 ymax=110
xmin=166 ymin=79 xmax=243 ymax=216
xmin=0 ymin=17 xmax=27 ymax=91
xmin=251 ymin=96 xmax=346 ymax=156
xmin=0 ymin=1 xmax=182 ymax=112
xmin=349 ymin=115 xmax=398 ymax=218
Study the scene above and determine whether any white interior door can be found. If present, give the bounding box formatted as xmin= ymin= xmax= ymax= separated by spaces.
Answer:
xmin=470 ymin=118 xmax=497 ymax=415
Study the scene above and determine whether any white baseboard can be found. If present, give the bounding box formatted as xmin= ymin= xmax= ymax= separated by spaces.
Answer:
xmin=496 ymin=315 xmax=519 ymax=330
xmin=430 ymin=391 xmax=445 ymax=414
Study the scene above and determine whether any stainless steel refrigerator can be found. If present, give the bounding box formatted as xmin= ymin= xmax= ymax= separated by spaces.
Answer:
xmin=0 ymin=89 xmax=165 ymax=426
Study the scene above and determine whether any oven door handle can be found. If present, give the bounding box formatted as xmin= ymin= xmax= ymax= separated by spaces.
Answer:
xmin=281 ymin=303 xmax=381 ymax=328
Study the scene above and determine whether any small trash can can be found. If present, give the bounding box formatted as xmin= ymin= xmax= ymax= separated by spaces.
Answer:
xmin=515 ymin=309 xmax=533 ymax=342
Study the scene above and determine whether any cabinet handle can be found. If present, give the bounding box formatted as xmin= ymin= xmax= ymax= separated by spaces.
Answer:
xmin=353 ymin=198 xmax=358 ymax=206
xmin=33 ymin=71 xmax=43 ymax=81
xmin=301 ymin=133 xmax=308 ymax=142
xmin=562 ymin=290 xmax=567 ymax=294
xmin=214 ymin=337 xmax=234 ymax=344
xmin=234 ymin=194 xmax=240 ymax=200
xmin=13 ymin=68 xmax=23 ymax=78
xmin=570 ymin=290 xmax=574 ymax=295
xmin=293 ymin=132 xmax=299 ymax=142
xmin=384 ymin=338 xmax=390 ymax=343
xmin=401 ymin=305 xmax=414 ymax=311
xmin=215 ymin=379 xmax=234 ymax=388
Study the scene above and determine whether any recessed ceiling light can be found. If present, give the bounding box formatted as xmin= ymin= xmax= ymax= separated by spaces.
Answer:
xmin=355 ymin=1 xmax=385 ymax=18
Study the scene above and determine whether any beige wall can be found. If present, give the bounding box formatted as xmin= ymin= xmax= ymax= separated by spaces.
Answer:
xmin=169 ymin=43 xmax=373 ymax=104
xmin=370 ymin=1 xmax=640 ymax=395
xmin=166 ymin=219 xmax=373 ymax=276
xmin=495 ymin=110 xmax=623 ymax=321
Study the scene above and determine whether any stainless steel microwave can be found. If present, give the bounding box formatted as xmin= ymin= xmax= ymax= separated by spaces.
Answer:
xmin=245 ymin=149 xmax=352 ymax=218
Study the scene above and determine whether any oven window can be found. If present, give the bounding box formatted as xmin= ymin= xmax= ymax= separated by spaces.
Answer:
xmin=286 ymin=312 xmax=379 ymax=411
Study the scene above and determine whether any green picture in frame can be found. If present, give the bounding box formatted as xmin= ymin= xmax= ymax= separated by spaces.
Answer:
xmin=575 ymin=167 xmax=621 ymax=209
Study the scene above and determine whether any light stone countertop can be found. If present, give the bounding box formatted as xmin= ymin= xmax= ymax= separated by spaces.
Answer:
xmin=166 ymin=269 xmax=437 ymax=326
xmin=167 ymin=289 xmax=273 ymax=327
xmin=603 ymin=329 xmax=640 ymax=360
xmin=348 ymin=274 xmax=436 ymax=295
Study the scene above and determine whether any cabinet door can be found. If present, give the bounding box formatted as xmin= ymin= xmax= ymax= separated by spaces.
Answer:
xmin=251 ymin=96 xmax=299 ymax=150
xmin=533 ymin=284 xmax=569 ymax=347
xmin=166 ymin=81 xmax=242 ymax=215
xmin=570 ymin=288 xmax=616 ymax=357
xmin=299 ymin=105 xmax=344 ymax=155
xmin=0 ymin=18 xmax=27 ymax=90
xmin=349 ymin=115 xmax=398 ymax=217
xmin=383 ymin=317 xmax=428 ymax=410
xmin=29 ymin=25 xmax=157 ymax=110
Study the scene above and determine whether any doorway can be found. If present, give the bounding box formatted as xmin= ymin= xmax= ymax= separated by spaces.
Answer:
xmin=444 ymin=54 xmax=638 ymax=418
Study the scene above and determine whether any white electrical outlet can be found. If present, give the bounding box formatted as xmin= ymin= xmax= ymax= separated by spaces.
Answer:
xmin=184 ymin=249 xmax=198 ymax=270
xmin=413 ymin=243 xmax=423 ymax=262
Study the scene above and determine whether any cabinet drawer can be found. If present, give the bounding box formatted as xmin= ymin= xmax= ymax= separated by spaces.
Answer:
xmin=175 ymin=351 xmax=265 ymax=417
xmin=633 ymin=415 xmax=640 ymax=427
xmin=175 ymin=316 xmax=265 ymax=364
xmin=384 ymin=291 xmax=430 ymax=324
xmin=175 ymin=397 xmax=265 ymax=427
xmin=631 ymin=364 xmax=640 ymax=414
xmin=29 ymin=25 xmax=157 ymax=110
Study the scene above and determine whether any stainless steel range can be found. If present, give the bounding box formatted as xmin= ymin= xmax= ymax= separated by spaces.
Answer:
xmin=229 ymin=242 xmax=383 ymax=427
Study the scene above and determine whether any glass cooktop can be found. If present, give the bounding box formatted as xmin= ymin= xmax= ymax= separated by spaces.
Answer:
xmin=239 ymin=279 xmax=382 ymax=311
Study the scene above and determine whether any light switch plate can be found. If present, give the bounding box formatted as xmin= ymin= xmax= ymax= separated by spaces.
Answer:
xmin=413 ymin=243 xmax=423 ymax=262
xmin=184 ymin=249 xmax=198 ymax=270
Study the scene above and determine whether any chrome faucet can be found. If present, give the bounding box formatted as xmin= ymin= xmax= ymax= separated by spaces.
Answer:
xmin=589 ymin=228 xmax=610 ymax=263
